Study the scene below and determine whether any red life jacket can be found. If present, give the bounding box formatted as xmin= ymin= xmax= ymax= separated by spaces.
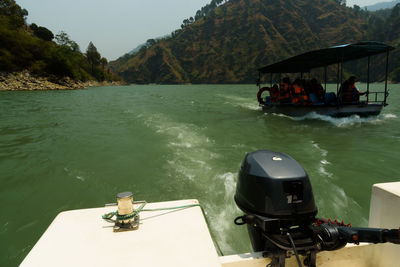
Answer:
xmin=343 ymin=84 xmax=355 ymax=102
xmin=270 ymin=87 xmax=280 ymax=102
xmin=292 ymin=84 xmax=302 ymax=104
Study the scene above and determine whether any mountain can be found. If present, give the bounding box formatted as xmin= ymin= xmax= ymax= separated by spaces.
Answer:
xmin=364 ymin=0 xmax=400 ymax=11
xmin=110 ymin=0 xmax=369 ymax=84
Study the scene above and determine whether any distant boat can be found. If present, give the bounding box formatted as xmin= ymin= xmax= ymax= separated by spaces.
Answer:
xmin=256 ymin=42 xmax=396 ymax=117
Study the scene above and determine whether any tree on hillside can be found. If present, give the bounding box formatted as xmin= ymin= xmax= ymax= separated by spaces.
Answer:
xmin=194 ymin=0 xmax=227 ymax=21
xmin=86 ymin=42 xmax=101 ymax=75
xmin=0 ymin=0 xmax=28 ymax=27
xmin=55 ymin=31 xmax=80 ymax=52
xmin=146 ymin=38 xmax=156 ymax=47
xmin=334 ymin=0 xmax=346 ymax=5
xmin=30 ymin=23 xmax=54 ymax=41
xmin=100 ymin=57 xmax=107 ymax=71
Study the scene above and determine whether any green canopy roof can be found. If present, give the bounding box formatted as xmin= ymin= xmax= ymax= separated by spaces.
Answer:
xmin=258 ymin=41 xmax=396 ymax=74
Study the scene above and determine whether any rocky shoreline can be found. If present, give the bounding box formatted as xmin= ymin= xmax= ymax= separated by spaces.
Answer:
xmin=0 ymin=71 xmax=124 ymax=91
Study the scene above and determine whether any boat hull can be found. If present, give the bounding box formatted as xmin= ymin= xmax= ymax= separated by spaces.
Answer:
xmin=261 ymin=103 xmax=383 ymax=117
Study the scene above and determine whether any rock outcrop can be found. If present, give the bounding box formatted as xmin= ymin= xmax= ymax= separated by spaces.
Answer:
xmin=0 ymin=71 xmax=123 ymax=91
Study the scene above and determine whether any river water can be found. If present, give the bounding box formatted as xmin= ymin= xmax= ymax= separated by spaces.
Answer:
xmin=1 ymin=84 xmax=400 ymax=265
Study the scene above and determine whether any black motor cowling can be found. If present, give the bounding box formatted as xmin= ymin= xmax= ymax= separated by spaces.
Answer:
xmin=234 ymin=150 xmax=318 ymax=252
xmin=235 ymin=150 xmax=317 ymax=220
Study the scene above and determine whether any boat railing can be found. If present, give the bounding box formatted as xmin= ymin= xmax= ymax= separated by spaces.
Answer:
xmin=368 ymin=91 xmax=387 ymax=104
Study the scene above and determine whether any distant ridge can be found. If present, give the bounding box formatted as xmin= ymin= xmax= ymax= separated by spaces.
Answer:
xmin=128 ymin=34 xmax=171 ymax=55
xmin=364 ymin=0 xmax=400 ymax=11
xmin=110 ymin=0 xmax=400 ymax=84
xmin=111 ymin=0 xmax=367 ymax=84
xmin=128 ymin=44 xmax=145 ymax=55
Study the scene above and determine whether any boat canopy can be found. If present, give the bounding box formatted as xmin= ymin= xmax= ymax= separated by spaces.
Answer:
xmin=258 ymin=41 xmax=395 ymax=74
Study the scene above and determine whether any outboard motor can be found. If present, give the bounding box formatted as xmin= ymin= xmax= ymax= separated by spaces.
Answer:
xmin=234 ymin=150 xmax=400 ymax=267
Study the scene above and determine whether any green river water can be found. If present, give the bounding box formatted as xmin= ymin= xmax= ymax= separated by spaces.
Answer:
xmin=1 ymin=84 xmax=400 ymax=266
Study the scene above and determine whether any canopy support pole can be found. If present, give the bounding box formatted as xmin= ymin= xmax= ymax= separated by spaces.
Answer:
xmin=384 ymin=50 xmax=389 ymax=105
xmin=336 ymin=62 xmax=340 ymax=96
xmin=270 ymin=73 xmax=273 ymax=88
xmin=367 ymin=56 xmax=370 ymax=102
xmin=324 ymin=66 xmax=327 ymax=94
xmin=340 ymin=60 xmax=344 ymax=86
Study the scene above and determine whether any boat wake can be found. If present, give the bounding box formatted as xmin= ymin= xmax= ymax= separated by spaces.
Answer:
xmin=219 ymin=95 xmax=261 ymax=111
xmin=311 ymin=142 xmax=333 ymax=179
xmin=275 ymin=112 xmax=397 ymax=127
xmin=205 ymin=172 xmax=241 ymax=254
xmin=138 ymin=112 xmax=243 ymax=254
xmin=310 ymin=141 xmax=368 ymax=226
xmin=139 ymin=112 xmax=218 ymax=182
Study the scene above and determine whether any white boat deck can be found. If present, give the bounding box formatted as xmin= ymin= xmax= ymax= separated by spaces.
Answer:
xmin=21 ymin=182 xmax=400 ymax=267
xmin=20 ymin=199 xmax=221 ymax=267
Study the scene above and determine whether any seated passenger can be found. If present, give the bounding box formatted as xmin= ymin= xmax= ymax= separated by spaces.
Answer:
xmin=279 ymin=77 xmax=292 ymax=103
xmin=310 ymin=78 xmax=325 ymax=102
xmin=269 ymin=84 xmax=280 ymax=103
xmin=325 ymin=92 xmax=338 ymax=105
xmin=291 ymin=79 xmax=309 ymax=105
xmin=339 ymin=76 xmax=367 ymax=103
xmin=304 ymin=79 xmax=312 ymax=96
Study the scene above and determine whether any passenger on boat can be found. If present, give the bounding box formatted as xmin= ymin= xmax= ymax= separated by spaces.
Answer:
xmin=269 ymin=84 xmax=280 ymax=103
xmin=339 ymin=76 xmax=368 ymax=103
xmin=279 ymin=77 xmax=292 ymax=103
xmin=291 ymin=79 xmax=309 ymax=105
xmin=310 ymin=78 xmax=325 ymax=102
xmin=303 ymin=79 xmax=312 ymax=95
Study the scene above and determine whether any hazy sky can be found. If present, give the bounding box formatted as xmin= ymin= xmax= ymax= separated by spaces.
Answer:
xmin=17 ymin=0 xmax=389 ymax=61
xmin=347 ymin=0 xmax=391 ymax=6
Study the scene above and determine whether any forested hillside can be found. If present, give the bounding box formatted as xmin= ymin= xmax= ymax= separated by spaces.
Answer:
xmin=0 ymin=0 xmax=120 ymax=82
xmin=111 ymin=0 xmax=400 ymax=84
xmin=365 ymin=3 xmax=400 ymax=81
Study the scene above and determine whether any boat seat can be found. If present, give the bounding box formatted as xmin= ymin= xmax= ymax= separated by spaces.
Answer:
xmin=309 ymin=93 xmax=324 ymax=106
xmin=324 ymin=92 xmax=337 ymax=106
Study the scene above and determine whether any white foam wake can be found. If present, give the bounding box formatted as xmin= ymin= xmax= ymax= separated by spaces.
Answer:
xmin=282 ymin=112 xmax=397 ymax=127
xmin=311 ymin=141 xmax=333 ymax=179
xmin=218 ymin=94 xmax=261 ymax=111
xmin=139 ymin=112 xmax=218 ymax=182
xmin=310 ymin=141 xmax=367 ymax=226
xmin=205 ymin=172 xmax=241 ymax=254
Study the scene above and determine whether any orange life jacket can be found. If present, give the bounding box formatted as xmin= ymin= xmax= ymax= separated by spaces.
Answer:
xmin=292 ymin=84 xmax=309 ymax=105
xmin=302 ymin=93 xmax=309 ymax=105
xmin=293 ymin=84 xmax=302 ymax=95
